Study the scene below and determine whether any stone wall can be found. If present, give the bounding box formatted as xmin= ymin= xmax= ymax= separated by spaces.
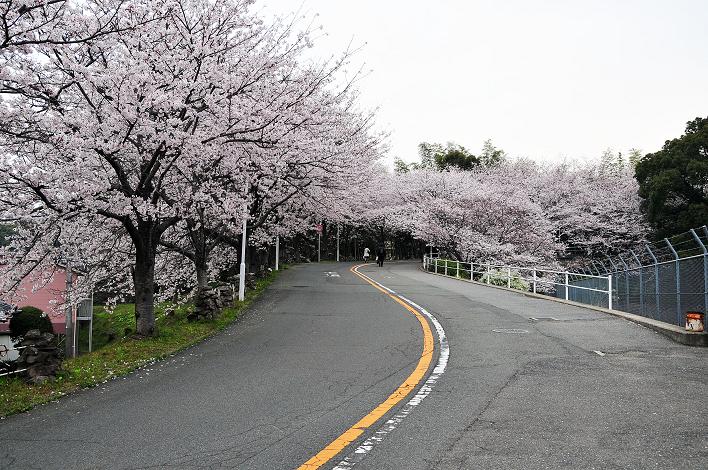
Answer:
xmin=15 ymin=329 xmax=61 ymax=384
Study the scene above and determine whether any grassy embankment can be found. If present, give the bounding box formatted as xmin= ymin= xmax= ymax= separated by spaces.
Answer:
xmin=0 ymin=270 xmax=280 ymax=418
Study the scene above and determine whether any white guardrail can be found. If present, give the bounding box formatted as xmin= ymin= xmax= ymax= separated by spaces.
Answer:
xmin=423 ymin=256 xmax=613 ymax=310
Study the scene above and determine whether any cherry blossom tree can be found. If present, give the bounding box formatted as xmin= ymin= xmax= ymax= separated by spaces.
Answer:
xmin=388 ymin=168 xmax=559 ymax=264
xmin=0 ymin=0 xmax=384 ymax=336
xmin=0 ymin=0 xmax=129 ymax=51
xmin=372 ymin=158 xmax=647 ymax=268
xmin=533 ymin=160 xmax=647 ymax=262
xmin=160 ymin=97 xmax=383 ymax=314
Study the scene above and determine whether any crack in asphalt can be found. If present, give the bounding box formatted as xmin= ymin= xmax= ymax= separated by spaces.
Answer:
xmin=441 ymin=365 xmax=524 ymax=462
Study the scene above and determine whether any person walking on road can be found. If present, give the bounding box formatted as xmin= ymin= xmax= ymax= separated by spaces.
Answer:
xmin=376 ymin=242 xmax=386 ymax=267
xmin=363 ymin=247 xmax=370 ymax=262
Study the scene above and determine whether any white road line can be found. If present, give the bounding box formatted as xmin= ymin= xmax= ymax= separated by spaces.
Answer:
xmin=332 ymin=270 xmax=450 ymax=470
xmin=593 ymin=350 xmax=605 ymax=356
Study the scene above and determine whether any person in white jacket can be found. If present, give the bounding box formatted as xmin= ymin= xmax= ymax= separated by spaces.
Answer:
xmin=363 ymin=247 xmax=370 ymax=262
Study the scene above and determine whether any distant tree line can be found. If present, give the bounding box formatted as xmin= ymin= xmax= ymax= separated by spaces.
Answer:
xmin=394 ymin=139 xmax=506 ymax=173
xmin=392 ymin=115 xmax=707 ymax=246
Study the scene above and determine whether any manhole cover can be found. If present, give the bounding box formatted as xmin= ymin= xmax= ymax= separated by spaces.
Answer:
xmin=492 ymin=328 xmax=529 ymax=334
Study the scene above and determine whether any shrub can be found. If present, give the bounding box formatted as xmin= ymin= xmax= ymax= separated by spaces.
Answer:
xmin=481 ymin=269 xmax=529 ymax=291
xmin=8 ymin=306 xmax=54 ymax=342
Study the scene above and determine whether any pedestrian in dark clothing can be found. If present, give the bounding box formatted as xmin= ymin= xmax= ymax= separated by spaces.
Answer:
xmin=376 ymin=243 xmax=386 ymax=267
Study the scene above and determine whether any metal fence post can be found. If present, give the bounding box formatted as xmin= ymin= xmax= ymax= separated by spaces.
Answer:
xmin=507 ymin=267 xmax=511 ymax=288
xmin=564 ymin=271 xmax=569 ymax=300
xmin=691 ymin=228 xmax=708 ymax=316
xmin=591 ymin=261 xmax=604 ymax=275
xmin=665 ymin=238 xmax=681 ymax=325
xmin=532 ymin=269 xmax=537 ymax=294
xmin=630 ymin=250 xmax=644 ymax=316
xmin=618 ymin=254 xmax=631 ymax=311
xmin=435 ymin=258 xmax=438 ymax=274
xmin=646 ymin=245 xmax=660 ymax=320
xmin=486 ymin=263 xmax=491 ymax=284
xmin=605 ymin=255 xmax=621 ymax=309
xmin=608 ymin=274 xmax=613 ymax=310
xmin=456 ymin=260 xmax=460 ymax=278
xmin=470 ymin=262 xmax=474 ymax=281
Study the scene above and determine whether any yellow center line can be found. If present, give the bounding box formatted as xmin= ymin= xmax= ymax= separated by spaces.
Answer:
xmin=297 ymin=264 xmax=435 ymax=470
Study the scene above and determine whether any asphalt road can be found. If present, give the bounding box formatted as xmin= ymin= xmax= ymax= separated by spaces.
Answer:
xmin=1 ymin=262 xmax=706 ymax=469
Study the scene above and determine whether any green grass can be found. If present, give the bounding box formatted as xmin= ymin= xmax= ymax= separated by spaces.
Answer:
xmin=0 ymin=269 xmax=280 ymax=418
xmin=75 ymin=303 xmax=135 ymax=354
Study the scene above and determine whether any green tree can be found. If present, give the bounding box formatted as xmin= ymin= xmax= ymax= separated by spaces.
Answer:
xmin=393 ymin=157 xmax=412 ymax=174
xmin=434 ymin=144 xmax=479 ymax=170
xmin=479 ymin=139 xmax=506 ymax=167
xmin=600 ymin=148 xmax=626 ymax=175
xmin=628 ymin=148 xmax=643 ymax=167
xmin=417 ymin=142 xmax=444 ymax=169
xmin=416 ymin=142 xmax=479 ymax=171
xmin=635 ymin=116 xmax=708 ymax=238
xmin=412 ymin=140 xmax=506 ymax=172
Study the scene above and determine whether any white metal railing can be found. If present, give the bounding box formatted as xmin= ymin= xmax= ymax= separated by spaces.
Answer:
xmin=423 ymin=256 xmax=613 ymax=310
xmin=0 ymin=367 xmax=27 ymax=378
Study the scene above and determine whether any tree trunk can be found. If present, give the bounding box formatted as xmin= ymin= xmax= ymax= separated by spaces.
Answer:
xmin=193 ymin=257 xmax=209 ymax=312
xmin=134 ymin=242 xmax=156 ymax=337
xmin=186 ymin=222 xmax=216 ymax=321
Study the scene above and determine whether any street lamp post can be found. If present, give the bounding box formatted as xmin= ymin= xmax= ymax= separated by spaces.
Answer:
xmin=275 ymin=235 xmax=279 ymax=271
xmin=336 ymin=225 xmax=340 ymax=262
xmin=238 ymin=217 xmax=246 ymax=301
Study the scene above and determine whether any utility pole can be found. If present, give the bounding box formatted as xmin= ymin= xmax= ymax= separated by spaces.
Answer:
xmin=238 ymin=216 xmax=247 ymax=301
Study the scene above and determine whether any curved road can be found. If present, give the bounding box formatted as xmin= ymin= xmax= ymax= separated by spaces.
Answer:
xmin=1 ymin=262 xmax=706 ymax=469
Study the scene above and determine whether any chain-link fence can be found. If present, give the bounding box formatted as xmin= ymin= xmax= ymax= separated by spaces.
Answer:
xmin=572 ymin=226 xmax=708 ymax=327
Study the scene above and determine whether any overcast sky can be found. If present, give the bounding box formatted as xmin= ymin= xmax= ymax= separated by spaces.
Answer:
xmin=261 ymin=0 xmax=708 ymax=164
